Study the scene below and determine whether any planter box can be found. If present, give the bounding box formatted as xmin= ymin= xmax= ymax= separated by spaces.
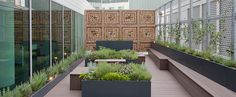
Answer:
xmin=96 ymin=41 xmax=133 ymax=51
xmin=81 ymin=80 xmax=151 ymax=97
xmin=151 ymin=43 xmax=236 ymax=92
xmin=31 ymin=59 xmax=84 ymax=97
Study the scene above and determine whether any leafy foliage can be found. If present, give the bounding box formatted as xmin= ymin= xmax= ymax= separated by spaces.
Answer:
xmin=156 ymin=41 xmax=236 ymax=68
xmin=87 ymin=47 xmax=138 ymax=60
xmin=80 ymin=62 xmax=152 ymax=81
xmin=0 ymin=49 xmax=85 ymax=97
xmin=30 ymin=71 xmax=48 ymax=91
xmin=102 ymin=73 xmax=130 ymax=81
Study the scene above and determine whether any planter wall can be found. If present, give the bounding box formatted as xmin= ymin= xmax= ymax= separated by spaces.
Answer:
xmin=82 ymin=80 xmax=151 ymax=97
xmin=151 ymin=43 xmax=236 ymax=92
xmin=31 ymin=59 xmax=84 ymax=97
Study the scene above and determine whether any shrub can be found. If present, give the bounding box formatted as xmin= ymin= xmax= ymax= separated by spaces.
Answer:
xmin=129 ymin=64 xmax=152 ymax=80
xmin=93 ymin=62 xmax=121 ymax=79
xmin=0 ymin=49 xmax=85 ymax=97
xmin=81 ymin=62 xmax=152 ymax=81
xmin=102 ymin=73 xmax=130 ymax=81
xmin=14 ymin=82 xmax=32 ymax=97
xmin=0 ymin=88 xmax=13 ymax=97
xmin=30 ymin=71 xmax=48 ymax=91
xmin=87 ymin=47 xmax=138 ymax=60
xmin=119 ymin=50 xmax=138 ymax=60
xmin=156 ymin=41 xmax=236 ymax=68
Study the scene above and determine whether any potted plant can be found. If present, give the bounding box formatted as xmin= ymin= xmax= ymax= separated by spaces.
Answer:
xmin=80 ymin=62 xmax=151 ymax=97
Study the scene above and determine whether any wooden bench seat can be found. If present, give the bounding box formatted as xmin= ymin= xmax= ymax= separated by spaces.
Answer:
xmin=149 ymin=49 xmax=236 ymax=97
xmin=148 ymin=48 xmax=169 ymax=70
xmin=70 ymin=67 xmax=89 ymax=90
xmin=95 ymin=59 xmax=126 ymax=64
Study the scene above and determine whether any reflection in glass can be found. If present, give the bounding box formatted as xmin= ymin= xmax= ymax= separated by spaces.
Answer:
xmin=32 ymin=0 xmax=50 ymax=72
xmin=72 ymin=11 xmax=84 ymax=52
xmin=0 ymin=0 xmax=30 ymax=89
xmin=52 ymin=2 xmax=63 ymax=64
xmin=64 ymin=7 xmax=72 ymax=58
xmin=0 ymin=0 xmax=15 ymax=89
xmin=14 ymin=0 xmax=30 ymax=86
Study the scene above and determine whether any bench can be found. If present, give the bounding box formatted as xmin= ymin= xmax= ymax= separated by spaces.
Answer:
xmin=70 ymin=67 xmax=89 ymax=90
xmin=148 ymin=48 xmax=168 ymax=70
xmin=95 ymin=59 xmax=126 ymax=64
xmin=149 ymin=48 xmax=236 ymax=97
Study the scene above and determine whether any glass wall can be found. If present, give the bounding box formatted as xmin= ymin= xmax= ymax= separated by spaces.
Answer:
xmin=0 ymin=0 xmax=84 ymax=90
xmin=52 ymin=2 xmax=63 ymax=64
xmin=0 ymin=0 xmax=30 ymax=89
xmin=72 ymin=11 xmax=84 ymax=52
xmin=32 ymin=0 xmax=50 ymax=72
xmin=0 ymin=0 xmax=15 ymax=89
xmin=64 ymin=7 xmax=72 ymax=58
xmin=14 ymin=0 xmax=30 ymax=85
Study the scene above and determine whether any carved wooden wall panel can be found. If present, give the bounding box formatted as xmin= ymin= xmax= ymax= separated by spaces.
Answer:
xmin=86 ymin=11 xmax=102 ymax=26
xmin=139 ymin=11 xmax=155 ymax=25
xmin=122 ymin=27 xmax=137 ymax=42
xmin=122 ymin=11 xmax=137 ymax=25
xmin=104 ymin=27 xmax=120 ymax=40
xmin=139 ymin=27 xmax=155 ymax=42
xmin=85 ymin=10 xmax=155 ymax=51
xmin=104 ymin=11 xmax=120 ymax=25
xmin=86 ymin=27 xmax=102 ymax=43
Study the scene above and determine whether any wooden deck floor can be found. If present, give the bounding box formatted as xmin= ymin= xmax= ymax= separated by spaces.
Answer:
xmin=44 ymin=56 xmax=191 ymax=97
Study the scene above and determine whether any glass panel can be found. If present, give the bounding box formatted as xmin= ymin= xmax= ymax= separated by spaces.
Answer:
xmin=14 ymin=0 xmax=30 ymax=86
xmin=0 ymin=0 xmax=15 ymax=89
xmin=72 ymin=11 xmax=84 ymax=52
xmin=79 ymin=14 xmax=84 ymax=50
xmin=52 ymin=2 xmax=63 ymax=64
xmin=72 ymin=11 xmax=77 ymax=52
xmin=64 ymin=7 xmax=72 ymax=58
xmin=32 ymin=0 xmax=50 ymax=72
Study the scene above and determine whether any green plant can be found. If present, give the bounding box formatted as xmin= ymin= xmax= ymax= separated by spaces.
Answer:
xmin=93 ymin=62 xmax=121 ymax=79
xmin=119 ymin=50 xmax=138 ymax=60
xmin=129 ymin=64 xmax=152 ymax=80
xmin=192 ymin=21 xmax=207 ymax=45
xmin=30 ymin=70 xmax=48 ymax=91
xmin=102 ymin=73 xmax=130 ymax=81
xmin=14 ymin=82 xmax=32 ymax=97
xmin=81 ymin=62 xmax=152 ymax=81
xmin=87 ymin=47 xmax=138 ymax=60
xmin=156 ymin=41 xmax=236 ymax=68
xmin=0 ymin=88 xmax=14 ymax=97
xmin=1 ymin=49 xmax=85 ymax=97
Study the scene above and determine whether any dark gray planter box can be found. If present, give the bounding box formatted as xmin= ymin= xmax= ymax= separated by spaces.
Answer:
xmin=96 ymin=41 xmax=133 ymax=51
xmin=81 ymin=80 xmax=151 ymax=97
xmin=31 ymin=59 xmax=84 ymax=97
xmin=151 ymin=43 xmax=236 ymax=92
